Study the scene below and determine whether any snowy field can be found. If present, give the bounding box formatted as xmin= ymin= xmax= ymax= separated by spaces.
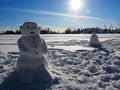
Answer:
xmin=0 ymin=34 xmax=120 ymax=90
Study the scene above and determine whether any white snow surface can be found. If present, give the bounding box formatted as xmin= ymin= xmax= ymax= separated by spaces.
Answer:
xmin=0 ymin=34 xmax=120 ymax=90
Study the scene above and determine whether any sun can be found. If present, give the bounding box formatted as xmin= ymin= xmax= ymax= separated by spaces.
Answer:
xmin=69 ymin=0 xmax=83 ymax=11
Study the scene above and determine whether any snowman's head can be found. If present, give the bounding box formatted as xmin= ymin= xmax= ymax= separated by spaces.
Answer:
xmin=20 ymin=22 xmax=41 ymax=36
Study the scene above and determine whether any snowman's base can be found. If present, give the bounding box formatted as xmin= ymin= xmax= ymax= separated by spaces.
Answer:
xmin=15 ymin=65 xmax=52 ymax=85
xmin=16 ymin=56 xmax=53 ymax=85
xmin=1 ymin=70 xmax=57 ymax=90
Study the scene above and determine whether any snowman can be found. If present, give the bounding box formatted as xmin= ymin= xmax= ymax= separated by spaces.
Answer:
xmin=89 ymin=32 xmax=100 ymax=47
xmin=16 ymin=22 xmax=52 ymax=84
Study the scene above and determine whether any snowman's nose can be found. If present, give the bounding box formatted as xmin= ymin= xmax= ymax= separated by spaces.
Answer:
xmin=31 ymin=27 xmax=33 ymax=30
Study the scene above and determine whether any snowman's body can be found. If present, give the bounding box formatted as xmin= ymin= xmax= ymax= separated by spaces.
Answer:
xmin=16 ymin=22 xmax=52 ymax=84
xmin=18 ymin=35 xmax=47 ymax=58
xmin=89 ymin=33 xmax=100 ymax=47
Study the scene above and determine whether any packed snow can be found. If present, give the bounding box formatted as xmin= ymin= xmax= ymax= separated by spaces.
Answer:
xmin=0 ymin=34 xmax=120 ymax=90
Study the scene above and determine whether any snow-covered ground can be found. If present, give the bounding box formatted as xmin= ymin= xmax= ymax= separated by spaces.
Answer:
xmin=0 ymin=34 xmax=120 ymax=90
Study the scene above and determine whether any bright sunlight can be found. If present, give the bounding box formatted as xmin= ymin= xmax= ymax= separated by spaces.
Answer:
xmin=69 ymin=0 xmax=83 ymax=11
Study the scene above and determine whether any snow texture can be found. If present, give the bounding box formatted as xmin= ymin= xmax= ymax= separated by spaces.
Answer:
xmin=0 ymin=34 xmax=120 ymax=90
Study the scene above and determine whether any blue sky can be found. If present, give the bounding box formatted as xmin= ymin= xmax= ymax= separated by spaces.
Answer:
xmin=0 ymin=0 xmax=120 ymax=31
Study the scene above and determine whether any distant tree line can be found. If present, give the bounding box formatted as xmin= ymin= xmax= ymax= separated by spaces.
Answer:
xmin=64 ymin=24 xmax=120 ymax=34
xmin=0 ymin=25 xmax=120 ymax=34
xmin=64 ymin=27 xmax=120 ymax=34
xmin=0 ymin=30 xmax=21 ymax=34
xmin=0 ymin=28 xmax=59 ymax=35
xmin=40 ymin=28 xmax=60 ymax=34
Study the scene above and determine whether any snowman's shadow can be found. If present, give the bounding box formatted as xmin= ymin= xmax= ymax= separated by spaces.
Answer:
xmin=93 ymin=44 xmax=110 ymax=55
xmin=0 ymin=71 xmax=53 ymax=90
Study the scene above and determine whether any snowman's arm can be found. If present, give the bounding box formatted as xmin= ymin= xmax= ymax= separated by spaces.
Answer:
xmin=42 ymin=39 xmax=48 ymax=54
xmin=17 ymin=38 xmax=28 ymax=52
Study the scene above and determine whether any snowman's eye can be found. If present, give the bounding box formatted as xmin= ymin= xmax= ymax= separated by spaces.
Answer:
xmin=33 ymin=27 xmax=36 ymax=29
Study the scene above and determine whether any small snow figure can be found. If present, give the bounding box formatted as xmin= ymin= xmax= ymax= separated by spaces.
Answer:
xmin=16 ymin=22 xmax=52 ymax=84
xmin=89 ymin=32 xmax=100 ymax=47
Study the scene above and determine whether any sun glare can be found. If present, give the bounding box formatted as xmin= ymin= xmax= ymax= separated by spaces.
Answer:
xmin=70 ymin=0 xmax=83 ymax=11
